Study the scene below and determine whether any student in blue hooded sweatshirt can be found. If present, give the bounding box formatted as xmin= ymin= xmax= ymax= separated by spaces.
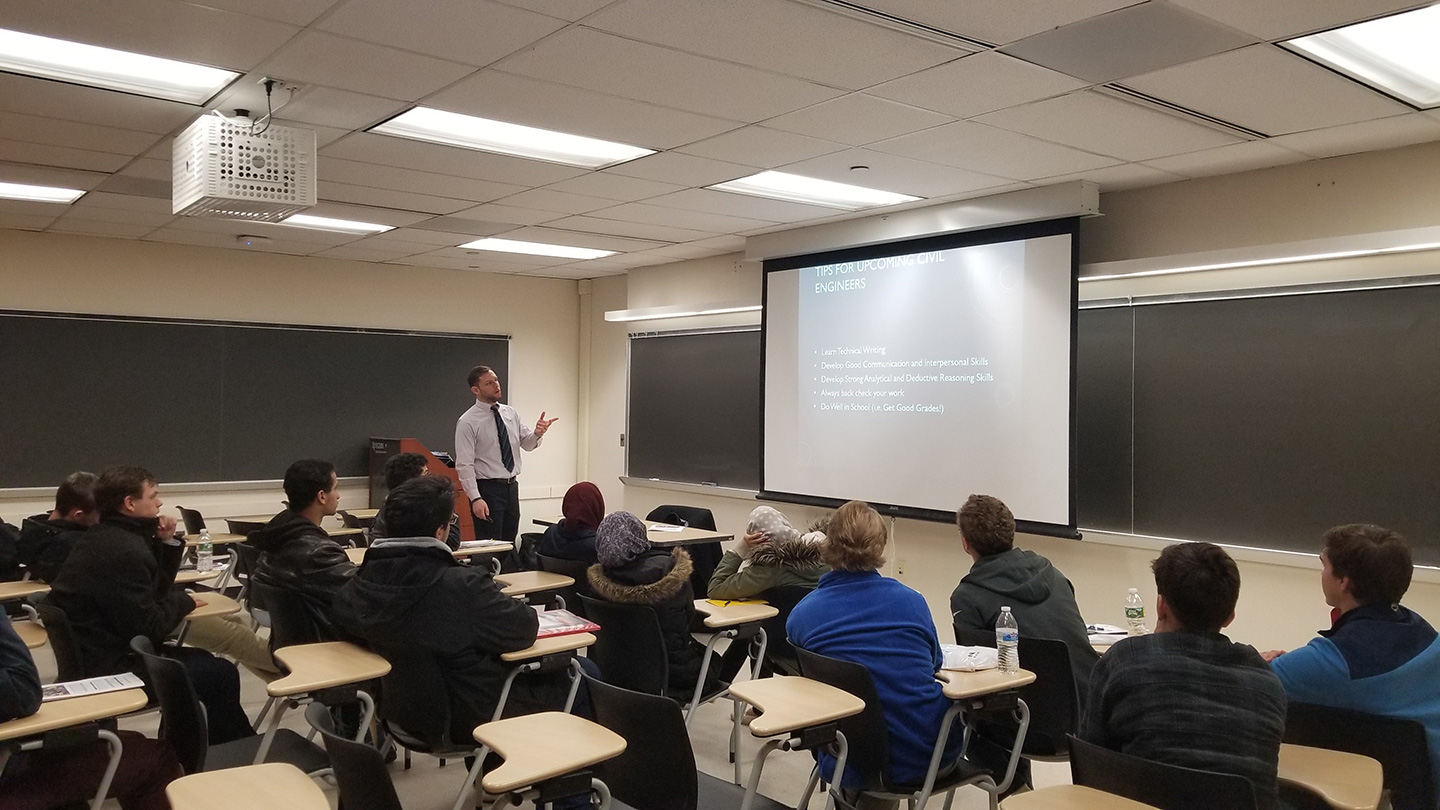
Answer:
xmin=1266 ymin=524 xmax=1440 ymax=789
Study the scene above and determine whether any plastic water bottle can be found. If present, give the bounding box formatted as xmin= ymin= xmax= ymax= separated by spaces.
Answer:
xmin=197 ymin=529 xmax=214 ymax=573
xmin=1125 ymin=588 xmax=1146 ymax=634
xmin=996 ymin=606 xmax=1020 ymax=674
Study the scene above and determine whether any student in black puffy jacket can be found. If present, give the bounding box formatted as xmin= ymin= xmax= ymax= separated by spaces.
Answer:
xmin=14 ymin=471 xmax=99 ymax=582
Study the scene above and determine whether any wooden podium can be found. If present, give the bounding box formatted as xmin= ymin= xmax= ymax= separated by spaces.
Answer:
xmin=368 ymin=437 xmax=475 ymax=543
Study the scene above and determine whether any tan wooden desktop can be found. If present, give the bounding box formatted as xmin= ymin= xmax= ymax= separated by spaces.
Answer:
xmin=0 ymin=580 xmax=50 ymax=602
xmin=184 ymin=592 xmax=241 ymax=621
xmin=501 ymin=632 xmax=596 ymax=663
xmin=728 ymin=675 xmax=867 ymax=810
xmin=345 ymin=508 xmax=379 ymax=521
xmin=346 ymin=542 xmax=514 ymax=566
xmin=473 ymin=711 xmax=627 ymax=808
xmin=533 ymin=516 xmax=731 ymax=546
xmin=14 ymin=619 xmax=46 ymax=649
xmin=253 ymin=641 xmax=392 ymax=764
xmin=1001 ymin=785 xmax=1161 ymax=809
xmin=166 ymin=762 xmax=329 ymax=810
xmin=174 ymin=566 xmax=227 ymax=586
xmin=495 ymin=571 xmax=573 ymax=597
xmin=1278 ymin=743 xmax=1383 ymax=810
xmin=183 ymin=532 xmax=246 ymax=546
xmin=937 ymin=667 xmax=1036 ymax=699
xmin=693 ymin=599 xmax=778 ymax=628
xmin=0 ymin=688 xmax=148 ymax=810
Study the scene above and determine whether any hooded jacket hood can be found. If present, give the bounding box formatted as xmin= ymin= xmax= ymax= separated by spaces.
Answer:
xmin=750 ymin=536 xmax=824 ymax=569
xmin=332 ymin=536 xmax=455 ymax=639
xmin=248 ymin=509 xmax=329 ymax=553
xmin=588 ymin=547 xmax=692 ymax=604
xmin=962 ymin=547 xmax=1058 ymax=606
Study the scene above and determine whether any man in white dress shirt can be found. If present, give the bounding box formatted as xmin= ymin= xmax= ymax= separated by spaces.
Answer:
xmin=454 ymin=365 xmax=557 ymax=542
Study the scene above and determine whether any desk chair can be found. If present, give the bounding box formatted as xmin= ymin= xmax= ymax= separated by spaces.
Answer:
xmin=473 ymin=712 xmax=627 ymax=810
xmin=177 ymin=507 xmax=207 ymax=536
xmin=130 ymin=636 xmax=329 ymax=775
xmin=1067 ymin=735 xmax=1257 ymax=810
xmin=537 ymin=553 xmax=592 ymax=617
xmin=1283 ymin=702 xmax=1432 ymax=810
xmin=226 ymin=542 xmax=263 ymax=623
xmin=224 ymin=518 xmax=266 ymax=537
xmin=795 ymin=647 xmax=1005 ymax=810
xmin=35 ymin=602 xmax=85 ymax=681
xmin=305 ymin=703 xmax=402 ymax=810
xmin=585 ymin=673 xmax=794 ymax=810
xmin=336 ymin=511 xmax=369 ymax=547
xmin=645 ymin=505 xmax=721 ymax=597
xmin=953 ymin=628 xmax=1078 ymax=764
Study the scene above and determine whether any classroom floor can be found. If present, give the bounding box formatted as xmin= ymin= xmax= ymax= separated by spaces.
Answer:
xmin=29 ymin=634 xmax=1069 ymax=810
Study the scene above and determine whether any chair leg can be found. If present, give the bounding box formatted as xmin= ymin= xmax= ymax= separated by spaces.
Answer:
xmin=797 ymin=764 xmax=822 ymax=810
xmin=90 ymin=729 xmax=125 ymax=810
xmin=449 ymin=746 xmax=490 ymax=810
xmin=251 ymin=695 xmax=276 ymax=732
xmin=732 ymin=698 xmax=743 ymax=784
xmin=686 ymin=630 xmax=732 ymax=726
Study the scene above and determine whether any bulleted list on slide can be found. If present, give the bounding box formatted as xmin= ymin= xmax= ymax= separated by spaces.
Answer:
xmin=810 ymin=347 xmax=994 ymax=414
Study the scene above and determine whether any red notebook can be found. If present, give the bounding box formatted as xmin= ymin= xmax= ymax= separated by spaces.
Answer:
xmin=535 ymin=608 xmax=601 ymax=638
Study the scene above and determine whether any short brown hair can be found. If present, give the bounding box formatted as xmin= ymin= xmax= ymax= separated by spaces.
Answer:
xmin=957 ymin=494 xmax=1015 ymax=556
xmin=820 ymin=500 xmax=887 ymax=572
xmin=1152 ymin=542 xmax=1240 ymax=633
xmin=1323 ymin=524 xmax=1412 ymax=606
xmin=55 ymin=471 xmax=98 ymax=515
xmin=467 ymin=365 xmax=494 ymax=388
xmin=94 ymin=466 xmax=155 ymax=514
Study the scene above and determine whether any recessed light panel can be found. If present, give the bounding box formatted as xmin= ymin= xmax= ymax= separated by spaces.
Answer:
xmin=280 ymin=214 xmax=394 ymax=235
xmin=372 ymin=107 xmax=655 ymax=169
xmin=1285 ymin=5 xmax=1440 ymax=109
xmin=0 ymin=180 xmax=85 ymax=203
xmin=0 ymin=26 xmax=239 ymax=104
xmin=459 ymin=237 xmax=615 ymax=260
xmin=709 ymin=170 xmax=920 ymax=210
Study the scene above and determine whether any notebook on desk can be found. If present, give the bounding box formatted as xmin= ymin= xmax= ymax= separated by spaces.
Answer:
xmin=42 ymin=672 xmax=145 ymax=702
xmin=459 ymin=540 xmax=510 ymax=549
xmin=535 ymin=609 xmax=601 ymax=638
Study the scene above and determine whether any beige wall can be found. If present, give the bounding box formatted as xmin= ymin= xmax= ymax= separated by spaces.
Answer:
xmin=0 ymin=228 xmax=580 ymax=523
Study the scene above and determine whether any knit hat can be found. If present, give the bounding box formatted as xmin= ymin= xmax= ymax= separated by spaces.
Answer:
xmin=596 ymin=511 xmax=651 ymax=568
xmin=746 ymin=506 xmax=799 ymax=546
xmin=562 ymin=481 xmax=605 ymax=531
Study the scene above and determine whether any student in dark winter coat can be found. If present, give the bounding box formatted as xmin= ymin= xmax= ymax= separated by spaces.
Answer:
xmin=369 ymin=452 xmax=461 ymax=549
xmin=15 ymin=471 xmax=98 ymax=582
xmin=537 ymin=481 xmax=604 ymax=564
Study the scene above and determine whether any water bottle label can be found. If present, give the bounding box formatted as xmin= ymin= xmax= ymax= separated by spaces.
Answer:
xmin=1125 ymin=606 xmax=1145 ymax=619
xmin=998 ymin=630 xmax=1019 ymax=643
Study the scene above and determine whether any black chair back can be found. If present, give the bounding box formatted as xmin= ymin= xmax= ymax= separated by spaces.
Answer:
xmin=1068 ymin=735 xmax=1258 ymax=810
xmin=537 ymin=553 xmax=592 ymax=617
xmin=1284 ymin=702 xmax=1434 ymax=810
xmin=794 ymin=646 xmax=893 ymax=792
xmin=585 ymin=673 xmax=699 ymax=810
xmin=644 ymin=505 xmax=716 ymax=531
xmin=577 ymin=594 xmax=669 ymax=695
xmin=225 ymin=518 xmax=266 ymax=536
xmin=374 ymin=643 xmax=455 ymax=750
xmin=644 ymin=505 xmax=720 ymax=597
xmin=305 ymin=703 xmax=403 ymax=810
xmin=35 ymin=602 xmax=85 ymax=682
xmin=249 ymin=581 xmax=326 ymax=651
xmin=228 ymin=542 xmax=261 ymax=610
xmin=951 ymin=626 xmax=1078 ymax=757
xmin=130 ymin=636 xmax=209 ymax=774
xmin=755 ymin=585 xmax=812 ymax=675
xmin=176 ymin=507 xmax=207 ymax=535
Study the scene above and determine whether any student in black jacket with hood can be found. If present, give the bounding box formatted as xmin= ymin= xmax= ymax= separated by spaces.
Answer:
xmin=15 ymin=471 xmax=98 ymax=582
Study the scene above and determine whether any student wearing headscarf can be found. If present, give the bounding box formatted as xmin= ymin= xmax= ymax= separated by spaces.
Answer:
xmin=537 ymin=482 xmax=604 ymax=564
xmin=707 ymin=505 xmax=827 ymax=601
xmin=587 ymin=511 xmax=717 ymax=693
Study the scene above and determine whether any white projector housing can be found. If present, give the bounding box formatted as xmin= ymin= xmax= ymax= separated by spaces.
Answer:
xmin=173 ymin=113 xmax=316 ymax=222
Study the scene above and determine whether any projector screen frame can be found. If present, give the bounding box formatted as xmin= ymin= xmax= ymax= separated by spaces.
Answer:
xmin=758 ymin=216 xmax=1083 ymax=540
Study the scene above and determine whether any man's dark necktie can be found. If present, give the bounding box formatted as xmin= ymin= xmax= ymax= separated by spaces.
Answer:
xmin=491 ymin=404 xmax=515 ymax=472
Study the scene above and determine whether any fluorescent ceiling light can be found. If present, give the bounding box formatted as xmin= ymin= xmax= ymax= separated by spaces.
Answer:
xmin=460 ymin=237 xmax=615 ymax=260
xmin=709 ymin=171 xmax=921 ymax=210
xmin=280 ymin=214 xmax=394 ymax=235
xmin=0 ymin=180 xmax=85 ymax=203
xmin=0 ymin=27 xmax=239 ymax=104
xmin=372 ymin=107 xmax=655 ymax=169
xmin=605 ymin=301 xmax=763 ymax=322
xmin=1284 ymin=5 xmax=1440 ymax=108
xmin=1081 ymin=241 xmax=1440 ymax=281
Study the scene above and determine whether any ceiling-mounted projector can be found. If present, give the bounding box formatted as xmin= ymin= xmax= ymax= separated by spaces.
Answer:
xmin=173 ymin=111 xmax=316 ymax=222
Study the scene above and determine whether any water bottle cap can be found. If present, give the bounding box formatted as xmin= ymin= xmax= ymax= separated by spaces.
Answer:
xmin=1001 ymin=606 xmax=1011 ymax=612
xmin=1128 ymin=588 xmax=1139 ymax=594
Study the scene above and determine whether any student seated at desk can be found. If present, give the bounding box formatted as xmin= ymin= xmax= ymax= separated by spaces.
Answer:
xmin=333 ymin=476 xmax=589 ymax=743
xmin=707 ymin=505 xmax=827 ymax=601
xmin=47 ymin=466 xmax=256 ymax=743
xmin=1080 ymin=542 xmax=1285 ymax=810
xmin=15 ymin=471 xmax=99 ymax=582
xmin=370 ymin=452 xmax=461 ymax=550
xmin=536 ymin=481 xmax=604 ymax=565
xmin=250 ymin=459 xmax=357 ymax=643
xmin=1265 ymin=524 xmax=1440 ymax=789
xmin=787 ymin=500 xmax=961 ymax=794
xmin=0 ymin=613 xmax=182 ymax=810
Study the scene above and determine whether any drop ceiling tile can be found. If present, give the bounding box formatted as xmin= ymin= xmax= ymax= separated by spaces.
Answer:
xmin=849 ymin=0 xmax=1145 ymax=47
xmin=0 ymin=212 xmax=59 ymax=230
xmin=676 ymin=126 xmax=847 ymax=168
xmin=869 ymin=52 xmax=1089 ymax=119
xmin=547 ymin=215 xmax=716 ymax=243
xmin=48 ymin=218 xmax=155 ymax=238
xmin=361 ymin=227 xmax=479 ymax=247
xmin=425 ymin=244 xmax=568 ymax=266
xmin=66 ymin=190 xmax=171 ymax=212
xmin=60 ymin=203 xmax=174 ymax=226
xmin=975 ymin=90 xmax=1240 ymax=160
xmin=95 ymin=176 xmax=171 ymax=199
xmin=636 ymin=242 xmax=734 ymax=260
xmin=650 ymin=188 xmax=842 ymax=223
xmin=267 ymin=88 xmax=407 ymax=132
xmin=1167 ymin=0 xmax=1427 ymax=40
xmin=874 ymin=120 xmax=1120 ymax=179
xmin=787 ymin=143 xmax=1029 ymax=194
xmin=542 ymin=173 xmax=685 ymax=203
xmin=0 ymin=139 xmax=132 ymax=173
xmin=0 ymin=113 xmax=162 ymax=156
xmin=585 ymin=0 xmax=964 ymax=89
xmin=1041 ymin=162 xmax=1184 ymax=190
xmin=318 ymin=0 xmax=565 ymax=67
xmin=319 ymin=156 xmax=526 ymax=203
xmin=408 ymin=217 xmax=515 ymax=237
xmin=999 ymin=1 xmax=1255 ymax=84
xmin=192 ymin=0 xmax=340 ymax=27
xmin=490 ymin=0 xmax=614 ymax=21
xmin=0 ymin=162 xmax=107 ymax=190
xmin=317 ymin=181 xmax=475 ymax=215
xmin=257 ymin=31 xmax=475 ymax=101
xmin=1268 ymin=114 xmax=1440 ymax=159
xmin=1140 ymin=139 xmax=1311 ymax=177
xmin=144 ymin=228 xmax=317 ymax=255
xmin=312 ymin=243 xmax=427 ymax=262
xmin=494 ymin=28 xmax=843 ymax=122
xmin=114 ymin=158 xmax=172 ymax=182
xmin=603 ymin=152 xmax=755 ymax=186
xmin=450 ymin=203 xmax=566 ymax=226
xmin=499 ymin=227 xmax=668 ymax=252
xmin=492 ymin=189 xmax=619 ymax=215
xmin=0 ymin=0 xmax=299 ymax=71
xmin=428 ymin=71 xmax=740 ymax=150
xmin=0 ymin=199 xmax=75 ymax=217
xmin=764 ymin=94 xmax=953 ymax=147
xmin=586 ymin=202 xmax=777 ymax=233
xmin=0 ymin=74 xmax=196 ymax=134
xmin=324 ymin=133 xmax=586 ymax=186
xmin=688 ymin=234 xmax=748 ymax=253
xmin=519 ymin=264 xmax=624 ymax=279
xmin=296 ymin=201 xmax=433 ymax=227
xmin=1125 ymin=45 xmax=1413 ymax=136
